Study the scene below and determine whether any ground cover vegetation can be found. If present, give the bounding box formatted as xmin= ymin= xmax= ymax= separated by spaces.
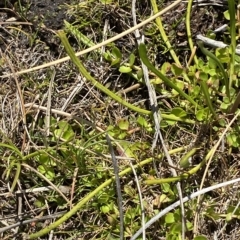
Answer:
xmin=0 ymin=0 xmax=240 ymax=239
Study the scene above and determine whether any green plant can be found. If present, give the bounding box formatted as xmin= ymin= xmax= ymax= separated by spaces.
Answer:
xmin=1 ymin=1 xmax=240 ymax=240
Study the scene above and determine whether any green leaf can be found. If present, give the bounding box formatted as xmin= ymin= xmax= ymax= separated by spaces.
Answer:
xmin=193 ymin=85 xmax=201 ymax=95
xmin=193 ymin=236 xmax=208 ymax=240
xmin=37 ymin=165 xmax=55 ymax=180
xmin=62 ymin=129 xmax=75 ymax=141
xmin=119 ymin=141 xmax=136 ymax=158
xmin=53 ymin=121 xmax=75 ymax=140
xmin=111 ymin=58 xmax=121 ymax=66
xmin=227 ymin=133 xmax=240 ymax=147
xmin=186 ymin=220 xmax=193 ymax=230
xmin=216 ymin=48 xmax=230 ymax=63
xmin=119 ymin=66 xmax=132 ymax=73
xmin=137 ymin=116 xmax=148 ymax=128
xmin=112 ymin=47 xmax=122 ymax=60
xmin=165 ymin=213 xmax=175 ymax=224
xmin=218 ymin=118 xmax=226 ymax=127
xmin=161 ymin=62 xmax=171 ymax=74
xmin=124 ymin=185 xmax=136 ymax=198
xmin=165 ymin=116 xmax=177 ymax=126
xmin=208 ymin=57 xmax=217 ymax=69
xmin=171 ymin=107 xmax=187 ymax=118
xmin=58 ymin=120 xmax=69 ymax=130
xmin=196 ymin=108 xmax=208 ymax=121
xmin=171 ymin=63 xmax=183 ymax=76
xmin=199 ymin=72 xmax=208 ymax=81
xmin=103 ymin=51 xmax=113 ymax=62
xmin=137 ymin=69 xmax=143 ymax=79
xmin=162 ymin=183 xmax=170 ymax=193
xmin=38 ymin=165 xmax=45 ymax=175
xmin=44 ymin=167 xmax=55 ymax=180
xmin=138 ymin=43 xmax=198 ymax=107
xmin=118 ymin=132 xmax=127 ymax=140
xmin=101 ymin=205 xmax=111 ymax=214
xmin=169 ymin=222 xmax=182 ymax=233
xmin=129 ymin=53 xmax=135 ymax=66
xmin=223 ymin=10 xmax=230 ymax=20
xmin=171 ymin=81 xmax=184 ymax=96
xmin=220 ymin=102 xmax=230 ymax=110
xmin=166 ymin=233 xmax=178 ymax=240
xmin=39 ymin=153 xmax=50 ymax=164
xmin=118 ymin=119 xmax=129 ymax=130
xmin=98 ymin=192 xmax=109 ymax=204
xmin=159 ymin=194 xmax=171 ymax=203
xmin=150 ymin=78 xmax=162 ymax=85
xmin=198 ymin=41 xmax=230 ymax=98
xmin=34 ymin=197 xmax=45 ymax=208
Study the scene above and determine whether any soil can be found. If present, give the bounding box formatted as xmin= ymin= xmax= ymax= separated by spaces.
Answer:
xmin=0 ymin=0 xmax=239 ymax=239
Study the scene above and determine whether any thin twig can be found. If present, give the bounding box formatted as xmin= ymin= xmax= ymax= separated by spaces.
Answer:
xmin=70 ymin=168 xmax=78 ymax=209
xmin=21 ymin=163 xmax=70 ymax=204
xmin=131 ymin=1 xmax=146 ymax=239
xmin=59 ymin=76 xmax=84 ymax=113
xmin=0 ymin=185 xmax=70 ymax=197
xmin=217 ymin=200 xmax=240 ymax=237
xmin=141 ymin=0 xmax=186 ymax=237
xmin=0 ymin=211 xmax=66 ymax=234
xmin=106 ymin=134 xmax=124 ymax=240
xmin=196 ymin=34 xmax=240 ymax=55
xmin=132 ymin=109 xmax=240 ymax=240
xmin=193 ymin=111 xmax=240 ymax=234
xmin=5 ymin=57 xmax=29 ymax=151
xmin=130 ymin=177 xmax=240 ymax=240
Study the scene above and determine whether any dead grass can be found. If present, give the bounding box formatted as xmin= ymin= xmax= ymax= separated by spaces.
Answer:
xmin=0 ymin=0 xmax=240 ymax=239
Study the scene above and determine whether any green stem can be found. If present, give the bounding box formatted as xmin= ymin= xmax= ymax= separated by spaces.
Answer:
xmin=10 ymin=162 xmax=21 ymax=192
xmin=28 ymin=147 xmax=185 ymax=239
xmin=200 ymin=81 xmax=217 ymax=118
xmin=58 ymin=30 xmax=150 ymax=115
xmin=228 ymin=0 xmax=236 ymax=89
xmin=150 ymin=0 xmax=191 ymax=83
xmin=145 ymin=144 xmax=218 ymax=185
xmin=0 ymin=143 xmax=23 ymax=158
xmin=59 ymin=30 xmax=195 ymax=124
xmin=139 ymin=43 xmax=199 ymax=108
xmin=186 ymin=0 xmax=198 ymax=65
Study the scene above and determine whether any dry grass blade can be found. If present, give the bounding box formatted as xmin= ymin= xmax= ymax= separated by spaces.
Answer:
xmin=0 ymin=0 xmax=182 ymax=78
xmin=45 ymin=68 xmax=56 ymax=136
xmin=1 ymin=0 xmax=240 ymax=239
xmin=130 ymin=177 xmax=240 ymax=240
xmin=4 ymin=57 xmax=28 ymax=151
xmin=193 ymin=110 xmax=240 ymax=235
